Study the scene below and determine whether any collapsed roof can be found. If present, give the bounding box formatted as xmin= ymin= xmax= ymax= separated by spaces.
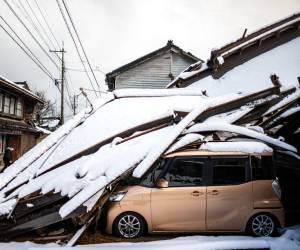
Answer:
xmin=0 ymin=82 xmax=299 ymax=242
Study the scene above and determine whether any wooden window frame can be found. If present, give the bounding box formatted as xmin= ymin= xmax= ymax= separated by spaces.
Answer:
xmin=0 ymin=91 xmax=24 ymax=119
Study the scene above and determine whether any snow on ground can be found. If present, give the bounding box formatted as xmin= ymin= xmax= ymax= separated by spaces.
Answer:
xmin=188 ymin=37 xmax=300 ymax=96
xmin=0 ymin=225 xmax=299 ymax=250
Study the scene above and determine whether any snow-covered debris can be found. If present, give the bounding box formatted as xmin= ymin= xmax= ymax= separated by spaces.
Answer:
xmin=132 ymin=92 xmax=246 ymax=178
xmin=264 ymin=89 xmax=300 ymax=115
xmin=0 ymin=198 xmax=16 ymax=215
xmin=280 ymin=106 xmax=300 ymax=118
xmin=185 ymin=122 xmax=297 ymax=152
xmin=0 ymin=86 xmax=298 ymax=240
xmin=205 ymin=106 xmax=253 ymax=124
xmin=166 ymin=133 xmax=204 ymax=154
xmin=199 ymin=141 xmax=273 ymax=154
xmin=0 ymin=111 xmax=86 ymax=192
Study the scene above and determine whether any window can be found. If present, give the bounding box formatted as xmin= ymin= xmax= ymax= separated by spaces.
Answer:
xmin=140 ymin=158 xmax=167 ymax=187
xmin=4 ymin=95 xmax=10 ymax=113
xmin=0 ymin=92 xmax=23 ymax=117
xmin=166 ymin=158 xmax=204 ymax=187
xmin=16 ymin=98 xmax=23 ymax=117
xmin=212 ymin=158 xmax=247 ymax=185
xmin=9 ymin=97 xmax=16 ymax=115
xmin=251 ymin=156 xmax=274 ymax=180
xmin=0 ymin=93 xmax=3 ymax=111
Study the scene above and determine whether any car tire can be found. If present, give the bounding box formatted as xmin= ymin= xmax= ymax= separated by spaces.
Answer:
xmin=113 ymin=212 xmax=146 ymax=238
xmin=247 ymin=213 xmax=277 ymax=237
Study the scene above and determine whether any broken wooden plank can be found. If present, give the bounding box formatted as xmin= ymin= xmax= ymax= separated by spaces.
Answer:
xmin=195 ymin=86 xmax=281 ymax=122
xmin=66 ymin=216 xmax=95 ymax=247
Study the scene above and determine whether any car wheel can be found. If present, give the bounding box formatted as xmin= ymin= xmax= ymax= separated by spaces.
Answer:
xmin=248 ymin=214 xmax=276 ymax=237
xmin=114 ymin=212 xmax=146 ymax=238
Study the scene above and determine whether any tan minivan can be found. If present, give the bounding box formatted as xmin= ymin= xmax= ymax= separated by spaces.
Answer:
xmin=104 ymin=150 xmax=284 ymax=238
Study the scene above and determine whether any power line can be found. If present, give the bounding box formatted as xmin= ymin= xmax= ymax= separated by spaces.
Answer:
xmin=61 ymin=0 xmax=101 ymax=92
xmin=0 ymin=17 xmax=54 ymax=80
xmin=33 ymin=0 xmax=61 ymax=50
xmin=15 ymin=0 xmax=53 ymax=52
xmin=14 ymin=0 xmax=61 ymax=63
xmin=25 ymin=0 xmax=58 ymax=51
xmin=66 ymin=66 xmax=105 ymax=74
xmin=56 ymin=0 xmax=98 ymax=97
xmin=3 ymin=0 xmax=60 ymax=71
xmin=0 ymin=15 xmax=54 ymax=79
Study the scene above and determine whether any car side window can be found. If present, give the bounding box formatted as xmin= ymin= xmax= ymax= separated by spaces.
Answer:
xmin=165 ymin=158 xmax=204 ymax=187
xmin=251 ymin=156 xmax=274 ymax=180
xmin=212 ymin=157 xmax=247 ymax=185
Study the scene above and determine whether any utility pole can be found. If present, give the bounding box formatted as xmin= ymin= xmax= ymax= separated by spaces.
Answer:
xmin=50 ymin=45 xmax=66 ymax=125
xmin=73 ymin=95 xmax=76 ymax=115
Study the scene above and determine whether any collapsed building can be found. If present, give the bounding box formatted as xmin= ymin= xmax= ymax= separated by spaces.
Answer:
xmin=0 ymin=13 xmax=299 ymax=245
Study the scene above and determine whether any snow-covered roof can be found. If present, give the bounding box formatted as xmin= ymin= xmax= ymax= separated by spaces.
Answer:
xmin=0 ymin=75 xmax=43 ymax=103
xmin=167 ymin=13 xmax=300 ymax=93
xmin=187 ymin=37 xmax=300 ymax=96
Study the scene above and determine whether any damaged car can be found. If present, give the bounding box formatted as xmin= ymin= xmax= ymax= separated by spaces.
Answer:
xmin=104 ymin=143 xmax=284 ymax=238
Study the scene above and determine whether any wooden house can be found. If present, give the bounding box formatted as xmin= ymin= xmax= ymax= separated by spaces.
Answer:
xmin=106 ymin=40 xmax=201 ymax=90
xmin=0 ymin=76 xmax=44 ymax=170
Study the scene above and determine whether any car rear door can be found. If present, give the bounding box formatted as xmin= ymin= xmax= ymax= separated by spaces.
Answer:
xmin=151 ymin=157 xmax=207 ymax=232
xmin=206 ymin=156 xmax=253 ymax=232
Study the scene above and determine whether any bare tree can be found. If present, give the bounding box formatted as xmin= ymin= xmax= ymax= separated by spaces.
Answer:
xmin=34 ymin=91 xmax=57 ymax=126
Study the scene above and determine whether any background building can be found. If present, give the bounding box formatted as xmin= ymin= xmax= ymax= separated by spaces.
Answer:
xmin=106 ymin=40 xmax=201 ymax=90
xmin=0 ymin=76 xmax=44 ymax=169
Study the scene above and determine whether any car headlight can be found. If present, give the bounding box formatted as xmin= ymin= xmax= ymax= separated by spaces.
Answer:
xmin=109 ymin=191 xmax=127 ymax=202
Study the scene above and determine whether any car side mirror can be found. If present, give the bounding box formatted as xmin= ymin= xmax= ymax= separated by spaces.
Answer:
xmin=155 ymin=178 xmax=168 ymax=188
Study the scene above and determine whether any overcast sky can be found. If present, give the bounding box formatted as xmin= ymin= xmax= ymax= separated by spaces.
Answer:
xmin=0 ymin=0 xmax=299 ymax=117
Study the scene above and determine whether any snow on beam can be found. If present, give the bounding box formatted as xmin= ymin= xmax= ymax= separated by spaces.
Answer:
xmin=165 ymin=133 xmax=205 ymax=154
xmin=199 ymin=141 xmax=273 ymax=154
xmin=185 ymin=122 xmax=297 ymax=152
xmin=194 ymin=86 xmax=281 ymax=122
xmin=263 ymin=89 xmax=300 ymax=116
xmin=113 ymin=88 xmax=207 ymax=98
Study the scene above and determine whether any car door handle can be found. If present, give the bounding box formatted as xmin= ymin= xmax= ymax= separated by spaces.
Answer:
xmin=191 ymin=191 xmax=204 ymax=196
xmin=208 ymin=190 xmax=219 ymax=195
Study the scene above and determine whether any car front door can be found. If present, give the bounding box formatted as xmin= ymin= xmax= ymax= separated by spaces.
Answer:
xmin=206 ymin=156 xmax=253 ymax=231
xmin=151 ymin=157 xmax=207 ymax=232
